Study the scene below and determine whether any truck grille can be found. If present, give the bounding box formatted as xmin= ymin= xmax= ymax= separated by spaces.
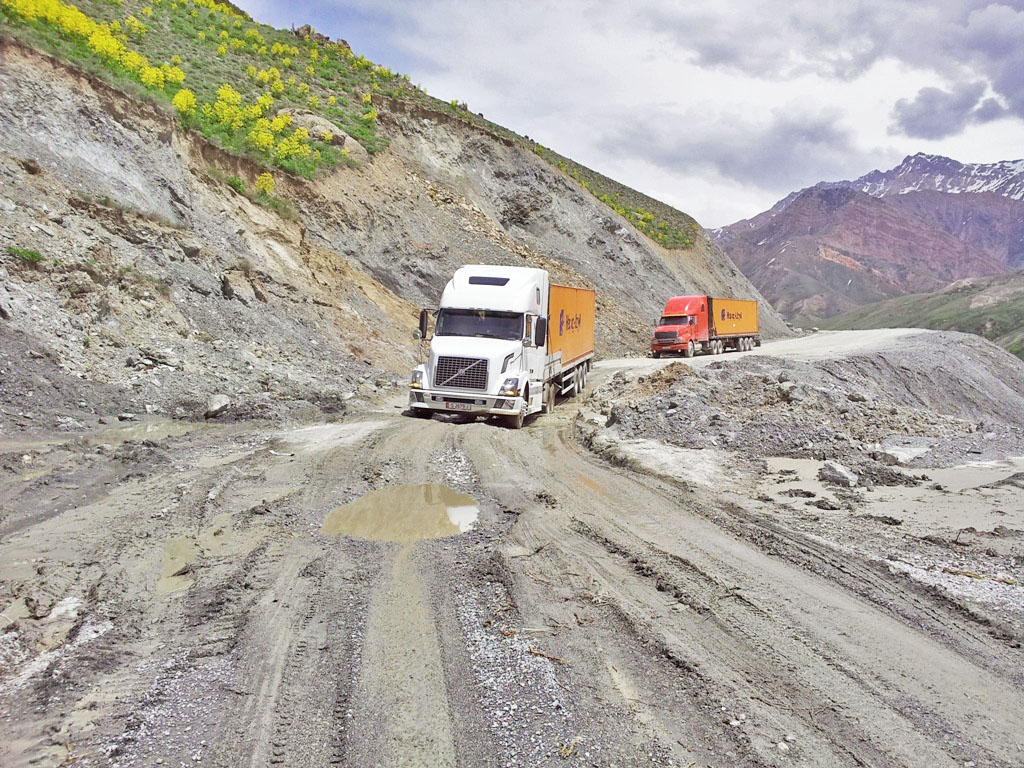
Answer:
xmin=434 ymin=356 xmax=488 ymax=390
xmin=654 ymin=330 xmax=678 ymax=340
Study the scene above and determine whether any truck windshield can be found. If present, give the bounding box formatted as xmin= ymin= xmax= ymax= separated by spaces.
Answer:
xmin=659 ymin=315 xmax=690 ymax=326
xmin=436 ymin=309 xmax=524 ymax=341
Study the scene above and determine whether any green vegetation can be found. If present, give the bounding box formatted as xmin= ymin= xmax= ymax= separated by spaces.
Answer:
xmin=533 ymin=145 xmax=698 ymax=249
xmin=7 ymin=245 xmax=46 ymax=264
xmin=208 ymin=167 xmax=297 ymax=219
xmin=1 ymin=0 xmax=400 ymax=176
xmin=1 ymin=0 xmax=701 ymax=247
xmin=820 ymin=277 xmax=1024 ymax=360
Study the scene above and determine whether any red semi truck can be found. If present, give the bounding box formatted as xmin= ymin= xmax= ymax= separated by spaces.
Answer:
xmin=650 ymin=295 xmax=759 ymax=358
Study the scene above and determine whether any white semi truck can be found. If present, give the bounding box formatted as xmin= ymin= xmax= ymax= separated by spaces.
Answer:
xmin=408 ymin=265 xmax=596 ymax=428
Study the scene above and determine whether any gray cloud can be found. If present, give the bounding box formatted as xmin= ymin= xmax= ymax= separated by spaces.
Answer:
xmin=596 ymin=106 xmax=875 ymax=192
xmin=634 ymin=1 xmax=1024 ymax=128
xmin=890 ymin=81 xmax=988 ymax=139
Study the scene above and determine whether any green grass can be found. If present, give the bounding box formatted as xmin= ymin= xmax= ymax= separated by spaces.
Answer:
xmin=7 ymin=245 xmax=46 ymax=264
xmin=2 ymin=0 xmax=701 ymax=247
xmin=820 ymin=277 xmax=1024 ymax=359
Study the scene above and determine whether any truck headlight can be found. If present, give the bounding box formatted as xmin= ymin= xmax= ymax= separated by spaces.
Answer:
xmin=410 ymin=369 xmax=425 ymax=389
xmin=500 ymin=377 xmax=520 ymax=396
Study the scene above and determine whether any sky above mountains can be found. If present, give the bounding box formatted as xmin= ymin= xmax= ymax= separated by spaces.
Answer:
xmin=236 ymin=0 xmax=1024 ymax=228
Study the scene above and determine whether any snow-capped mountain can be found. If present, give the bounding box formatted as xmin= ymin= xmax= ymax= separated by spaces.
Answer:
xmin=853 ymin=153 xmax=1024 ymax=201
xmin=714 ymin=154 xmax=1024 ymax=323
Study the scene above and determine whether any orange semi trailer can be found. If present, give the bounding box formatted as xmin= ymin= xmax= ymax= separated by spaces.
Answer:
xmin=650 ymin=295 xmax=759 ymax=357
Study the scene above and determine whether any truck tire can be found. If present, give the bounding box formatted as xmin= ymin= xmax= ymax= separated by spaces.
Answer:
xmin=685 ymin=341 xmax=695 ymax=358
xmin=652 ymin=350 xmax=661 ymax=358
xmin=408 ymin=408 xmax=432 ymax=419
xmin=543 ymin=383 xmax=556 ymax=414
xmin=506 ymin=408 xmax=525 ymax=429
xmin=580 ymin=365 xmax=587 ymax=391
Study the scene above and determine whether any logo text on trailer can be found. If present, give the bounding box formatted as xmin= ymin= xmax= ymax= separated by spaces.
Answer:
xmin=721 ymin=308 xmax=742 ymax=321
xmin=559 ymin=309 xmax=582 ymax=336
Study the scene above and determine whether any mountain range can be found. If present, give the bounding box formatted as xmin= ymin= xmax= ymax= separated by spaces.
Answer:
xmin=715 ymin=153 xmax=1024 ymax=325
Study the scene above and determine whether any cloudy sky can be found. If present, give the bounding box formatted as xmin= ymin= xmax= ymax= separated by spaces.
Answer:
xmin=236 ymin=1 xmax=1024 ymax=227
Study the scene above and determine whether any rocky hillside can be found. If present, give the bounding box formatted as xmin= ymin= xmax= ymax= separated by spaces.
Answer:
xmin=0 ymin=34 xmax=785 ymax=433
xmin=716 ymin=154 xmax=1024 ymax=324
xmin=819 ymin=273 xmax=1024 ymax=360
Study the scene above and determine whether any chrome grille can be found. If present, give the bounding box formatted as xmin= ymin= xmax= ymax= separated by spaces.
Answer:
xmin=654 ymin=330 xmax=678 ymax=340
xmin=434 ymin=356 xmax=488 ymax=390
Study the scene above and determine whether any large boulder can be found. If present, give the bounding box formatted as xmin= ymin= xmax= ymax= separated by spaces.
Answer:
xmin=818 ymin=461 xmax=858 ymax=488
xmin=277 ymin=110 xmax=369 ymax=165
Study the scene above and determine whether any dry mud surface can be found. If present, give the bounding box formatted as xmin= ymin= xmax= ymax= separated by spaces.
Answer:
xmin=2 ymin=329 xmax=1023 ymax=768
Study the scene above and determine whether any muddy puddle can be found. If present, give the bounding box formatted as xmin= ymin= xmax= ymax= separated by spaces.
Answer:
xmin=0 ymin=419 xmax=205 ymax=454
xmin=323 ymin=483 xmax=478 ymax=542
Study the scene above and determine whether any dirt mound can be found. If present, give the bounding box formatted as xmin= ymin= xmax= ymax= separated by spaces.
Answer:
xmin=590 ymin=331 xmax=1024 ymax=467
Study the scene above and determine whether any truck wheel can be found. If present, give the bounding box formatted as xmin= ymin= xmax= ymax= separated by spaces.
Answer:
xmin=652 ymin=350 xmax=661 ymax=358
xmin=543 ymin=383 xmax=556 ymax=414
xmin=685 ymin=341 xmax=695 ymax=358
xmin=580 ymin=366 xmax=587 ymax=391
xmin=506 ymin=408 xmax=525 ymax=429
xmin=408 ymin=408 xmax=432 ymax=419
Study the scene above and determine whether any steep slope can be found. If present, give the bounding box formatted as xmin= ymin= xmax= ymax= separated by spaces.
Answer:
xmin=0 ymin=40 xmax=785 ymax=433
xmin=717 ymin=154 xmax=1024 ymax=322
xmin=820 ymin=274 xmax=1024 ymax=359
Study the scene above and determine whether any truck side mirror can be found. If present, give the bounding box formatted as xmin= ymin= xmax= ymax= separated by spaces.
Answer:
xmin=536 ymin=317 xmax=547 ymax=346
xmin=417 ymin=309 xmax=430 ymax=340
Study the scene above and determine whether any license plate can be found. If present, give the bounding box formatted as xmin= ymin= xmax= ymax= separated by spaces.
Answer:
xmin=444 ymin=401 xmax=472 ymax=411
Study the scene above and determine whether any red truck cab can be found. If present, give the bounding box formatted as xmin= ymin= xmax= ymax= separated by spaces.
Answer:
xmin=650 ymin=295 xmax=708 ymax=357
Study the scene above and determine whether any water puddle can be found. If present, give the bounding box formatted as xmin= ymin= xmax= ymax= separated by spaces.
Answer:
xmin=323 ymin=483 xmax=478 ymax=542
xmin=88 ymin=419 xmax=204 ymax=445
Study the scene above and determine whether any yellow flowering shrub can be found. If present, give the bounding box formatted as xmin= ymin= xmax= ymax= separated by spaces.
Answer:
xmin=327 ymin=95 xmax=336 ymax=106
xmin=361 ymin=92 xmax=372 ymax=105
xmin=121 ymin=50 xmax=149 ymax=73
xmin=216 ymin=43 xmax=226 ymax=56
xmin=124 ymin=15 xmax=146 ymax=36
xmin=269 ymin=79 xmax=284 ymax=95
xmin=245 ymin=65 xmax=257 ymax=78
xmin=172 ymin=88 xmax=197 ymax=115
xmin=247 ymin=119 xmax=274 ymax=151
xmin=307 ymin=94 xmax=319 ymax=109
xmin=297 ymin=82 xmax=309 ymax=94
xmin=87 ymin=28 xmax=125 ymax=62
xmin=140 ymin=65 xmax=164 ymax=88
xmin=269 ymin=112 xmax=291 ymax=133
xmin=362 ymin=108 xmax=378 ymax=122
xmin=162 ymin=65 xmax=186 ymax=85
xmin=254 ymin=173 xmax=274 ymax=195
xmin=170 ymin=54 xmax=182 ymax=65
xmin=275 ymin=127 xmax=311 ymax=160
xmin=320 ymin=130 xmax=332 ymax=142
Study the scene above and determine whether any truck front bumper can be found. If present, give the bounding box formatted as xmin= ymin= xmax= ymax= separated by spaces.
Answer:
xmin=408 ymin=389 xmax=524 ymax=417
xmin=650 ymin=340 xmax=689 ymax=353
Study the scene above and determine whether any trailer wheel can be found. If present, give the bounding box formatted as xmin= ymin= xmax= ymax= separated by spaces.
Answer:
xmin=580 ymin=365 xmax=588 ymax=391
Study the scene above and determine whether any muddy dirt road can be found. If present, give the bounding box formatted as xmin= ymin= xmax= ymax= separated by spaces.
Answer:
xmin=2 ymin=331 xmax=1023 ymax=768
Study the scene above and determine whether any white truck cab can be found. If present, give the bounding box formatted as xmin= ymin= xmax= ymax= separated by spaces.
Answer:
xmin=408 ymin=265 xmax=595 ymax=428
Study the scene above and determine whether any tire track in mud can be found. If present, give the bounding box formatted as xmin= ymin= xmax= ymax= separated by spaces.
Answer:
xmin=461 ymin=414 xmax=1024 ymax=768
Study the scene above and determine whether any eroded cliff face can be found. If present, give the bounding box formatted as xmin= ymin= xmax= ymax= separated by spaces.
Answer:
xmin=0 ymin=43 xmax=786 ymax=429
